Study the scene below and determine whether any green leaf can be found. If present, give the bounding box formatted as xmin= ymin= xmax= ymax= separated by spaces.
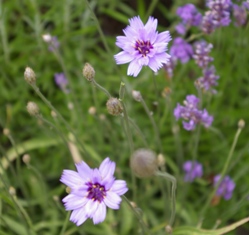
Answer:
xmin=173 ymin=217 xmax=249 ymax=235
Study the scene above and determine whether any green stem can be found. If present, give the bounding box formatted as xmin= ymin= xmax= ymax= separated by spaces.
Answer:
xmin=198 ymin=126 xmax=243 ymax=224
xmin=145 ymin=0 xmax=159 ymax=20
xmin=155 ymin=171 xmax=177 ymax=228
xmin=122 ymin=196 xmax=151 ymax=235
xmin=59 ymin=211 xmax=70 ymax=235
xmin=92 ymin=79 xmax=111 ymax=98
xmin=140 ymin=97 xmax=162 ymax=153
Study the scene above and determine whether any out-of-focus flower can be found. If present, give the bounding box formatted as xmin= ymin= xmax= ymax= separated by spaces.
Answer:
xmin=243 ymin=0 xmax=249 ymax=10
xmin=214 ymin=175 xmax=235 ymax=200
xmin=183 ymin=160 xmax=203 ymax=182
xmin=54 ymin=73 xmax=69 ymax=93
xmin=195 ymin=66 xmax=219 ymax=93
xmin=176 ymin=4 xmax=202 ymax=26
xmin=114 ymin=16 xmax=171 ymax=77
xmin=174 ymin=94 xmax=213 ymax=130
xmin=42 ymin=34 xmax=60 ymax=51
xmin=175 ymin=23 xmax=186 ymax=35
xmin=60 ymin=158 xmax=128 ymax=225
xmin=163 ymin=57 xmax=176 ymax=78
xmin=232 ymin=4 xmax=247 ymax=26
xmin=193 ymin=40 xmax=213 ymax=68
xmin=170 ymin=37 xmax=193 ymax=64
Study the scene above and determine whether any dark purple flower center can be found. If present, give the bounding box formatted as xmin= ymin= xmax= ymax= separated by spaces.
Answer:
xmin=135 ymin=40 xmax=153 ymax=57
xmin=86 ymin=182 xmax=106 ymax=202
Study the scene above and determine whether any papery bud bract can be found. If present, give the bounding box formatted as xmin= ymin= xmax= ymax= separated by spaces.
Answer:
xmin=9 ymin=186 xmax=16 ymax=196
xmin=132 ymin=90 xmax=142 ymax=102
xmin=22 ymin=154 xmax=31 ymax=164
xmin=24 ymin=67 xmax=36 ymax=85
xmin=130 ymin=149 xmax=158 ymax=178
xmin=238 ymin=119 xmax=245 ymax=129
xmin=27 ymin=102 xmax=40 ymax=116
xmin=106 ymin=97 xmax=123 ymax=116
xmin=83 ymin=63 xmax=95 ymax=81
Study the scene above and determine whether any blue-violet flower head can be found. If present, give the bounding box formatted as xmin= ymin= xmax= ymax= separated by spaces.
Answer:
xmin=114 ymin=16 xmax=171 ymax=77
xmin=54 ymin=73 xmax=69 ymax=93
xmin=60 ymin=157 xmax=128 ymax=225
xmin=183 ymin=160 xmax=203 ymax=182
xmin=193 ymin=40 xmax=213 ymax=68
xmin=214 ymin=175 xmax=235 ymax=200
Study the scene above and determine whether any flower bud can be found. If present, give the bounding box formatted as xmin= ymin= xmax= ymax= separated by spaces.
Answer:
xmin=22 ymin=154 xmax=31 ymax=164
xmin=157 ymin=154 xmax=165 ymax=167
xmin=9 ymin=186 xmax=16 ymax=196
xmin=83 ymin=63 xmax=95 ymax=81
xmin=27 ymin=101 xmax=40 ymax=117
xmin=238 ymin=119 xmax=245 ymax=129
xmin=3 ymin=128 xmax=10 ymax=136
xmin=24 ymin=67 xmax=36 ymax=85
xmin=42 ymin=34 xmax=52 ymax=43
xmin=88 ymin=106 xmax=97 ymax=115
xmin=130 ymin=149 xmax=158 ymax=178
xmin=106 ymin=97 xmax=123 ymax=116
xmin=132 ymin=90 xmax=142 ymax=102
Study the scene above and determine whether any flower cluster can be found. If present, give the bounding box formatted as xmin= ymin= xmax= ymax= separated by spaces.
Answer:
xmin=201 ymin=0 xmax=232 ymax=34
xmin=60 ymin=158 xmax=128 ymax=225
xmin=183 ymin=161 xmax=203 ymax=182
xmin=174 ymin=95 xmax=213 ymax=130
xmin=114 ymin=16 xmax=171 ymax=77
xmin=214 ymin=175 xmax=235 ymax=200
xmin=232 ymin=3 xmax=247 ymax=26
xmin=176 ymin=4 xmax=202 ymax=34
xmin=170 ymin=37 xmax=193 ymax=64
xmin=195 ymin=66 xmax=219 ymax=93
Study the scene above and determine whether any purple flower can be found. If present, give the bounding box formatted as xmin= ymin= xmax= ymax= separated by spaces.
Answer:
xmin=170 ymin=37 xmax=193 ymax=64
xmin=54 ymin=73 xmax=69 ymax=93
xmin=232 ymin=4 xmax=247 ymax=26
xmin=174 ymin=95 xmax=213 ymax=130
xmin=243 ymin=0 xmax=249 ymax=10
xmin=42 ymin=34 xmax=60 ymax=51
xmin=175 ymin=23 xmax=186 ymax=35
xmin=183 ymin=160 xmax=203 ymax=182
xmin=193 ymin=40 xmax=213 ymax=68
xmin=60 ymin=158 xmax=128 ymax=225
xmin=114 ymin=16 xmax=171 ymax=77
xmin=176 ymin=4 xmax=202 ymax=26
xmin=195 ymin=66 xmax=219 ymax=93
xmin=163 ymin=57 xmax=176 ymax=78
xmin=214 ymin=175 xmax=235 ymax=200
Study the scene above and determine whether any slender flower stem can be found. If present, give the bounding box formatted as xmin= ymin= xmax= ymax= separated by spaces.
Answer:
xmin=122 ymin=196 xmax=151 ymax=235
xmin=155 ymin=171 xmax=177 ymax=228
xmin=140 ymin=97 xmax=163 ymax=153
xmin=92 ymin=79 xmax=111 ymax=98
xmin=30 ymin=84 xmax=89 ymax=158
xmin=198 ymin=125 xmax=243 ymax=225
xmin=59 ymin=211 xmax=70 ymax=235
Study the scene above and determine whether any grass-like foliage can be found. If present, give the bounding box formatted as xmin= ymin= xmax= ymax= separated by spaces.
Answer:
xmin=1 ymin=0 xmax=249 ymax=234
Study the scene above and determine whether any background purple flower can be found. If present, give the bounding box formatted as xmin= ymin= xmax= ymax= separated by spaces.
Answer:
xmin=193 ymin=40 xmax=213 ymax=68
xmin=196 ymin=66 xmax=219 ymax=93
xmin=232 ymin=4 xmax=247 ymax=26
xmin=183 ymin=160 xmax=203 ymax=182
xmin=170 ymin=37 xmax=193 ymax=64
xmin=174 ymin=94 xmax=213 ymax=130
xmin=60 ymin=157 xmax=128 ymax=225
xmin=214 ymin=175 xmax=235 ymax=200
xmin=114 ymin=16 xmax=171 ymax=77
xmin=175 ymin=23 xmax=186 ymax=35
xmin=176 ymin=4 xmax=202 ymax=26
xmin=42 ymin=34 xmax=60 ymax=51
xmin=54 ymin=73 xmax=69 ymax=93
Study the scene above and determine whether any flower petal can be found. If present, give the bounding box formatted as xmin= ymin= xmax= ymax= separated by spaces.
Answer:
xmin=111 ymin=180 xmax=128 ymax=195
xmin=129 ymin=16 xmax=144 ymax=30
xmin=92 ymin=202 xmax=107 ymax=224
xmin=60 ymin=170 xmax=83 ymax=188
xmin=75 ymin=161 xmax=92 ymax=180
xmin=105 ymin=191 xmax=122 ymax=209
xmin=114 ymin=51 xmax=134 ymax=65
xmin=70 ymin=208 xmax=88 ymax=226
xmin=62 ymin=194 xmax=88 ymax=210
xmin=127 ymin=60 xmax=143 ymax=77
xmin=155 ymin=31 xmax=171 ymax=43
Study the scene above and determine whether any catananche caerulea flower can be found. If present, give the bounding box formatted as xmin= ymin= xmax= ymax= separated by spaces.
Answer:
xmin=214 ymin=175 xmax=235 ymax=200
xmin=60 ymin=158 xmax=128 ymax=225
xmin=54 ymin=73 xmax=69 ymax=93
xmin=183 ymin=160 xmax=203 ymax=182
xmin=114 ymin=16 xmax=171 ymax=77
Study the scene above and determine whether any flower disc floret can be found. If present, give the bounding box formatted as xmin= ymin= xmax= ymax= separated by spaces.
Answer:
xmin=60 ymin=157 xmax=128 ymax=225
xmin=114 ymin=16 xmax=171 ymax=77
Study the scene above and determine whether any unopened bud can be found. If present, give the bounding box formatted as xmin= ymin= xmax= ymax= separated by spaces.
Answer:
xmin=132 ymin=90 xmax=142 ymax=102
xmin=83 ymin=63 xmax=95 ymax=81
xmin=42 ymin=34 xmax=52 ymax=43
xmin=3 ymin=128 xmax=10 ymax=136
xmin=106 ymin=97 xmax=123 ymax=116
xmin=66 ymin=187 xmax=71 ymax=194
xmin=157 ymin=154 xmax=165 ymax=167
xmin=99 ymin=114 xmax=106 ymax=121
xmin=51 ymin=110 xmax=57 ymax=118
xmin=130 ymin=149 xmax=158 ymax=178
xmin=67 ymin=102 xmax=74 ymax=110
xmin=238 ymin=119 xmax=245 ymax=129
xmin=88 ymin=106 xmax=97 ymax=115
xmin=27 ymin=101 xmax=40 ymax=116
xmin=22 ymin=154 xmax=30 ymax=164
xmin=53 ymin=195 xmax=59 ymax=202
xmin=24 ymin=67 xmax=36 ymax=85
xmin=9 ymin=186 xmax=16 ymax=196
xmin=165 ymin=225 xmax=173 ymax=234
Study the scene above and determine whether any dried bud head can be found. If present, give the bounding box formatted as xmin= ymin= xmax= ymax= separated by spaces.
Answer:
xmin=66 ymin=187 xmax=71 ymax=194
xmin=165 ymin=225 xmax=173 ymax=233
xmin=22 ymin=154 xmax=31 ymax=164
xmin=51 ymin=110 xmax=57 ymax=118
xmin=106 ymin=97 xmax=123 ymax=116
xmin=130 ymin=149 xmax=158 ymax=178
xmin=157 ymin=154 xmax=165 ymax=167
xmin=9 ymin=186 xmax=16 ymax=196
xmin=3 ymin=128 xmax=10 ymax=136
xmin=132 ymin=90 xmax=142 ymax=102
xmin=83 ymin=63 xmax=95 ymax=81
xmin=67 ymin=102 xmax=74 ymax=110
xmin=88 ymin=106 xmax=97 ymax=115
xmin=42 ymin=34 xmax=52 ymax=43
xmin=24 ymin=67 xmax=36 ymax=85
xmin=27 ymin=102 xmax=40 ymax=117
xmin=238 ymin=119 xmax=245 ymax=129
xmin=99 ymin=114 xmax=106 ymax=121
